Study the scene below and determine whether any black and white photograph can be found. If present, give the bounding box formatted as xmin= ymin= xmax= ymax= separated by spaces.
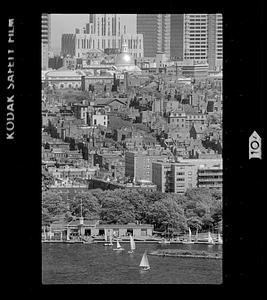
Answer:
xmin=41 ymin=13 xmax=223 ymax=284
xmin=1 ymin=1 xmax=264 ymax=295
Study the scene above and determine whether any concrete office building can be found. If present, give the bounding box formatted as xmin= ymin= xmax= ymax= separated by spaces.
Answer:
xmin=137 ymin=14 xmax=170 ymax=59
xmin=183 ymin=13 xmax=223 ymax=70
xmin=197 ymin=163 xmax=222 ymax=190
xmin=151 ymin=158 xmax=222 ymax=194
xmin=42 ymin=13 xmax=51 ymax=70
xmin=183 ymin=14 xmax=208 ymax=61
xmin=170 ymin=162 xmax=198 ymax=194
xmin=125 ymin=151 xmax=170 ymax=182
xmin=152 ymin=161 xmax=172 ymax=192
xmin=207 ymin=14 xmax=223 ymax=71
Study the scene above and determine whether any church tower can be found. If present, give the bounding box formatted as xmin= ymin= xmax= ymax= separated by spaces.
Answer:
xmin=121 ymin=36 xmax=128 ymax=53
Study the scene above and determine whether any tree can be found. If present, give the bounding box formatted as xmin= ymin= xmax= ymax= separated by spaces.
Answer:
xmin=99 ymin=191 xmax=136 ymax=224
xmin=71 ymin=191 xmax=101 ymax=219
xmin=147 ymin=197 xmax=187 ymax=233
xmin=42 ymin=190 xmax=68 ymax=220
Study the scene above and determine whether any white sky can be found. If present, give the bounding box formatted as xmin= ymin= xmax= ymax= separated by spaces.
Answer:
xmin=51 ymin=14 xmax=137 ymax=54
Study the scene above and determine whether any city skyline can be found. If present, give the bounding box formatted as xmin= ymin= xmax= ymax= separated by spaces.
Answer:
xmin=51 ymin=14 xmax=137 ymax=54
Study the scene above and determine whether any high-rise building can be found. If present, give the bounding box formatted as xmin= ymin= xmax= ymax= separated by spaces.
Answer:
xmin=151 ymin=158 xmax=222 ymax=194
xmin=61 ymin=14 xmax=143 ymax=59
xmin=41 ymin=13 xmax=51 ymax=70
xmin=183 ymin=13 xmax=223 ymax=70
xmin=183 ymin=14 xmax=208 ymax=61
xmin=137 ymin=14 xmax=170 ymax=59
xmin=125 ymin=151 xmax=170 ymax=182
xmin=207 ymin=14 xmax=223 ymax=71
xmin=170 ymin=14 xmax=184 ymax=60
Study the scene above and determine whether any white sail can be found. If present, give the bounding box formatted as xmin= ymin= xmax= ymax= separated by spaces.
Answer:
xmin=195 ymin=228 xmax=199 ymax=241
xmin=139 ymin=252 xmax=150 ymax=268
xmin=117 ymin=240 xmax=121 ymax=248
xmin=188 ymin=227 xmax=192 ymax=242
xmin=43 ymin=227 xmax=45 ymax=240
xmin=130 ymin=235 xmax=136 ymax=251
xmin=208 ymin=232 xmax=214 ymax=244
xmin=218 ymin=233 xmax=223 ymax=244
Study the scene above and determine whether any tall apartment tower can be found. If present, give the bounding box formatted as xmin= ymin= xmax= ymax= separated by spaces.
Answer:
xmin=207 ymin=13 xmax=223 ymax=71
xmin=137 ymin=14 xmax=170 ymax=59
xmin=41 ymin=13 xmax=51 ymax=70
xmin=183 ymin=13 xmax=223 ymax=70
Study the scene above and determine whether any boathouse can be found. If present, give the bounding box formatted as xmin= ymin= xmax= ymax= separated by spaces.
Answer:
xmin=44 ymin=218 xmax=153 ymax=240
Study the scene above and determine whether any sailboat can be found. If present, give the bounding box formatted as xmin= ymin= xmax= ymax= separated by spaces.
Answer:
xmin=195 ymin=228 xmax=199 ymax=243
xmin=113 ymin=239 xmax=124 ymax=251
xmin=49 ymin=226 xmax=52 ymax=240
xmin=158 ymin=238 xmax=170 ymax=244
xmin=216 ymin=233 xmax=223 ymax=245
xmin=104 ymin=230 xmax=113 ymax=246
xmin=207 ymin=232 xmax=215 ymax=245
xmin=182 ymin=227 xmax=194 ymax=244
xmin=139 ymin=251 xmax=150 ymax=271
xmin=128 ymin=235 xmax=136 ymax=253
xmin=43 ymin=227 xmax=46 ymax=241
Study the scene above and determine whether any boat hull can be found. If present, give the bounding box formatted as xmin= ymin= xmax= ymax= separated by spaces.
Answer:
xmin=140 ymin=267 xmax=150 ymax=271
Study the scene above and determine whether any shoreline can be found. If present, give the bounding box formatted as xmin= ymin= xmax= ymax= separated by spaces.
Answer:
xmin=148 ymin=253 xmax=222 ymax=259
xmin=42 ymin=240 xmax=223 ymax=245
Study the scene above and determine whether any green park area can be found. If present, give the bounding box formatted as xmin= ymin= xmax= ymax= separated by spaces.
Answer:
xmin=42 ymin=187 xmax=222 ymax=235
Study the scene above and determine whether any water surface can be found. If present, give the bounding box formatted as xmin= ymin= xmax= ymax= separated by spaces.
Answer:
xmin=42 ymin=242 xmax=222 ymax=284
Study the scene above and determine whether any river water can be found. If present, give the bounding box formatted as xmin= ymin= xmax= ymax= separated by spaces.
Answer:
xmin=42 ymin=242 xmax=222 ymax=284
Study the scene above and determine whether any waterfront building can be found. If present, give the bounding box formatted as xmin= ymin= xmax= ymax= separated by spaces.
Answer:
xmin=42 ymin=13 xmax=51 ymax=70
xmin=48 ymin=220 xmax=154 ymax=240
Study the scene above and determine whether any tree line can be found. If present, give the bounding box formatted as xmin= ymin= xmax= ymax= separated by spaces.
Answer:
xmin=42 ymin=187 xmax=222 ymax=234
